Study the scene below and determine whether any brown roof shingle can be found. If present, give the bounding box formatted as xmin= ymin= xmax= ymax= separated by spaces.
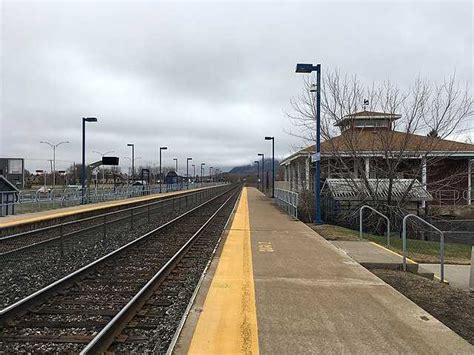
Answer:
xmin=301 ymin=131 xmax=474 ymax=154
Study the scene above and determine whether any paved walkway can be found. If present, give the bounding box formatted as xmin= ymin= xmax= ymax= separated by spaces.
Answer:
xmin=330 ymin=240 xmax=418 ymax=269
xmin=178 ymin=187 xmax=472 ymax=354
xmin=419 ymin=264 xmax=471 ymax=290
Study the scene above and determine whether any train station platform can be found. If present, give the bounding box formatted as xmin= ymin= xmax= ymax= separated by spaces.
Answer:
xmin=175 ymin=187 xmax=472 ymax=354
xmin=0 ymin=185 xmax=219 ymax=230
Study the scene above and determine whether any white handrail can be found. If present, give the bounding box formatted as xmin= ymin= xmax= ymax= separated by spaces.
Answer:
xmin=359 ymin=205 xmax=391 ymax=247
xmin=402 ymin=214 xmax=445 ymax=282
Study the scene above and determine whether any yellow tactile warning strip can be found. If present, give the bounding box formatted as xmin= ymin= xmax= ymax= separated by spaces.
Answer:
xmin=0 ymin=187 xmax=209 ymax=229
xmin=188 ymin=187 xmax=259 ymax=355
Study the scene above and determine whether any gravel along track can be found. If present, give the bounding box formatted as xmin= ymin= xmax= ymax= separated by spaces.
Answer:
xmin=110 ymin=190 xmax=239 ymax=354
xmin=0 ymin=187 xmax=224 ymax=254
xmin=0 ymin=186 xmax=240 ymax=353
xmin=0 ymin=187 xmax=229 ymax=309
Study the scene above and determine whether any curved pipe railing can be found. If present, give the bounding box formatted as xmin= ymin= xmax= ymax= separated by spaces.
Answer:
xmin=402 ymin=214 xmax=444 ymax=282
xmin=359 ymin=205 xmax=391 ymax=247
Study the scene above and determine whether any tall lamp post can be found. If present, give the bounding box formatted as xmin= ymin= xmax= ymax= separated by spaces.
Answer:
xmin=265 ymin=136 xmax=275 ymax=198
xmin=186 ymin=158 xmax=192 ymax=189
xmin=296 ymin=62 xmax=322 ymax=223
xmin=127 ymin=143 xmax=135 ymax=183
xmin=173 ymin=158 xmax=178 ymax=173
xmin=40 ymin=140 xmax=69 ymax=188
xmin=200 ymin=163 xmax=205 ymax=186
xmin=254 ymin=160 xmax=260 ymax=190
xmin=82 ymin=117 xmax=98 ymax=204
xmin=93 ymin=150 xmax=114 ymax=184
xmin=159 ymin=146 xmax=167 ymax=193
xmin=257 ymin=153 xmax=265 ymax=191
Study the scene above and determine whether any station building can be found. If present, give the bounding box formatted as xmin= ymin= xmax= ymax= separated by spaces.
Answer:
xmin=0 ymin=158 xmax=25 ymax=188
xmin=279 ymin=111 xmax=474 ymax=211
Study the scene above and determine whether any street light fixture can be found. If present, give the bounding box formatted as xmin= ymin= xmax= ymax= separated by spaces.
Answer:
xmin=82 ymin=117 xmax=97 ymax=204
xmin=265 ymin=136 xmax=275 ymax=198
xmin=200 ymin=163 xmax=205 ymax=185
xmin=127 ymin=143 xmax=135 ymax=183
xmin=159 ymin=146 xmax=167 ymax=193
xmin=40 ymin=140 xmax=69 ymax=188
xmin=173 ymin=158 xmax=178 ymax=173
xmin=187 ymin=158 xmax=192 ymax=189
xmin=254 ymin=160 xmax=260 ymax=190
xmin=257 ymin=153 xmax=265 ymax=192
xmin=295 ymin=62 xmax=322 ymax=223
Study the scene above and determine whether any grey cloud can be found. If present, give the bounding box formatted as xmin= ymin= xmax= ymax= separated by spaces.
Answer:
xmin=1 ymin=1 xmax=472 ymax=173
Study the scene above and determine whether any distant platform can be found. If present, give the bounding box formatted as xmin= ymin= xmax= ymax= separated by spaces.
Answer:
xmin=0 ymin=186 xmax=215 ymax=230
xmin=174 ymin=187 xmax=472 ymax=354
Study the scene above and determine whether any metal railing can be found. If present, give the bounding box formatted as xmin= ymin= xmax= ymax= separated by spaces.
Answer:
xmin=274 ymin=188 xmax=298 ymax=219
xmin=359 ymin=205 xmax=391 ymax=247
xmin=1 ymin=182 xmax=227 ymax=216
xmin=402 ymin=214 xmax=445 ymax=282
xmin=433 ymin=188 xmax=473 ymax=206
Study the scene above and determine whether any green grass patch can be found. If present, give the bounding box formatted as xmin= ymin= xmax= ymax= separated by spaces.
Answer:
xmin=309 ymin=223 xmax=472 ymax=264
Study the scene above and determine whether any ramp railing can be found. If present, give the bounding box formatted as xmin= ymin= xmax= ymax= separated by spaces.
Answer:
xmin=402 ymin=214 xmax=445 ymax=282
xmin=359 ymin=205 xmax=391 ymax=247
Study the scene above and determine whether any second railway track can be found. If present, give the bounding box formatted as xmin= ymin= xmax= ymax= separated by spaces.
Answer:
xmin=0 ymin=185 xmax=231 ymax=309
xmin=0 ymin=184 xmax=241 ymax=353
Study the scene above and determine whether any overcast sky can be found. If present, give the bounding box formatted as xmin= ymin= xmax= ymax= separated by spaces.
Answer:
xmin=1 ymin=0 xmax=472 ymax=173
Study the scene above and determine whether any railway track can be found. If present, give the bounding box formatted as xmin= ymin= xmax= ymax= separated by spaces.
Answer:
xmin=0 ymin=184 xmax=241 ymax=353
xmin=0 ymin=185 xmax=231 ymax=309
xmin=0 ymin=185 xmax=227 ymax=255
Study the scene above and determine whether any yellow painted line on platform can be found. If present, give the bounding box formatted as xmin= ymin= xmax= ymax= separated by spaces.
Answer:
xmin=370 ymin=242 xmax=450 ymax=283
xmin=370 ymin=242 xmax=417 ymax=264
xmin=188 ymin=187 xmax=259 ymax=355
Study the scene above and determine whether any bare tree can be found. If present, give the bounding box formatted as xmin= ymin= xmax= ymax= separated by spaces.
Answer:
xmin=287 ymin=69 xmax=473 ymax=225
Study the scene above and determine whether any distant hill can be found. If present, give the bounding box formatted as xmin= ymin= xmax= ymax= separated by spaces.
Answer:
xmin=228 ymin=159 xmax=280 ymax=176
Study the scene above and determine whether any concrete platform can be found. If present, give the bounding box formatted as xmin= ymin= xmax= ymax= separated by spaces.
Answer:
xmin=330 ymin=240 xmax=419 ymax=272
xmin=419 ymin=264 xmax=471 ymax=290
xmin=176 ymin=187 xmax=472 ymax=354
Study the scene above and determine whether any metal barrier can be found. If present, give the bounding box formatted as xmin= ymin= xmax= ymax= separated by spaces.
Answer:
xmin=359 ymin=205 xmax=391 ymax=247
xmin=274 ymin=188 xmax=298 ymax=219
xmin=402 ymin=214 xmax=445 ymax=282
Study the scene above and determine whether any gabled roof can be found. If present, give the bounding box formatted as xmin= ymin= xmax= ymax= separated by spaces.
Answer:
xmin=324 ymin=178 xmax=432 ymax=202
xmin=0 ymin=175 xmax=20 ymax=193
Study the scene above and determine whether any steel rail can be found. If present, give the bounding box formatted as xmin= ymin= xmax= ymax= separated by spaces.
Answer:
xmin=81 ymin=187 xmax=240 ymax=353
xmin=0 ymin=199 xmax=178 ymax=257
xmin=0 ymin=184 xmax=226 ymax=241
xmin=0 ymin=185 xmax=229 ymax=256
xmin=0 ymin=184 xmax=240 ymax=322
